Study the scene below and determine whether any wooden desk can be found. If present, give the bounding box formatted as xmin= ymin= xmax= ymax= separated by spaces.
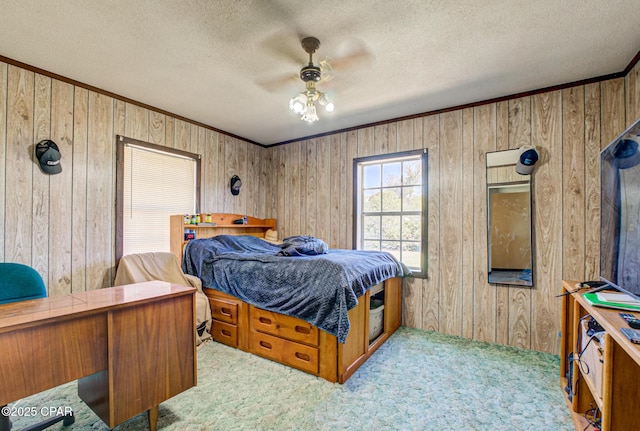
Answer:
xmin=0 ymin=281 xmax=196 ymax=430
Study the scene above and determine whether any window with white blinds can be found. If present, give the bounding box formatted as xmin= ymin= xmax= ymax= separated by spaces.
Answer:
xmin=120 ymin=140 xmax=199 ymax=257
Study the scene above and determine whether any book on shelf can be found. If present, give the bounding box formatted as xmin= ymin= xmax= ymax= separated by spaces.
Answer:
xmin=583 ymin=292 xmax=640 ymax=312
xmin=596 ymin=291 xmax=640 ymax=304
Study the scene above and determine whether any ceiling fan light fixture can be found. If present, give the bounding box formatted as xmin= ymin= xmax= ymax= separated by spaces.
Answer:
xmin=318 ymin=93 xmax=334 ymax=112
xmin=290 ymin=88 xmax=333 ymax=122
xmin=288 ymin=36 xmax=336 ymax=123
xmin=289 ymin=93 xmax=307 ymax=115
xmin=301 ymin=103 xmax=318 ymax=123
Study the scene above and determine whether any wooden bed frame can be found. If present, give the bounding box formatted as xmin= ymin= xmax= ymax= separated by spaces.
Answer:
xmin=169 ymin=213 xmax=402 ymax=383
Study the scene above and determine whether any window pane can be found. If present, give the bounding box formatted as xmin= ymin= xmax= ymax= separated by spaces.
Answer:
xmin=363 ymin=189 xmax=381 ymax=212
xmin=381 ymin=215 xmax=401 ymax=240
xmin=364 ymin=240 xmax=380 ymax=251
xmin=363 ymin=165 xmax=380 ymax=189
xmin=382 ymin=162 xmax=402 ymax=187
xmin=402 ymin=242 xmax=421 ymax=269
xmin=402 ymin=215 xmax=421 ymax=240
xmin=355 ymin=151 xmax=426 ymax=275
xmin=123 ymin=144 xmax=196 ymax=256
xmin=381 ymin=240 xmax=401 ymax=261
xmin=382 ymin=187 xmax=402 ymax=212
xmin=403 ymin=186 xmax=422 ymax=211
xmin=363 ymin=216 xmax=381 ymax=239
xmin=403 ymin=160 xmax=422 ymax=185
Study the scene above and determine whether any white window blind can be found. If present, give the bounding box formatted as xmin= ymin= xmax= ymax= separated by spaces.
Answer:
xmin=122 ymin=144 xmax=196 ymax=255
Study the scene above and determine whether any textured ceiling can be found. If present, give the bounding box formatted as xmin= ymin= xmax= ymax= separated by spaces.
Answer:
xmin=1 ymin=0 xmax=639 ymax=146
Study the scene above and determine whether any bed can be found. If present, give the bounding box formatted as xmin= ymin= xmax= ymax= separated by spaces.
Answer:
xmin=169 ymin=214 xmax=408 ymax=383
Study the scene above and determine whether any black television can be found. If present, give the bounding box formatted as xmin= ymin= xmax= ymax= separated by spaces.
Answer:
xmin=600 ymin=117 xmax=640 ymax=302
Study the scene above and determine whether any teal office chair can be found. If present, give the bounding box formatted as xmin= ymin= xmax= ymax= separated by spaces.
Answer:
xmin=0 ymin=262 xmax=75 ymax=431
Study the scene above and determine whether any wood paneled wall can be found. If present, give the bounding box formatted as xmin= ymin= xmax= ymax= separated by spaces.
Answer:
xmin=266 ymin=62 xmax=640 ymax=354
xmin=1 ymin=58 xmax=639 ymax=355
xmin=0 ymin=61 xmax=270 ymax=295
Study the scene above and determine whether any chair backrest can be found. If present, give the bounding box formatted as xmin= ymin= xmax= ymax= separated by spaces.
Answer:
xmin=0 ymin=262 xmax=47 ymax=304
xmin=114 ymin=252 xmax=191 ymax=287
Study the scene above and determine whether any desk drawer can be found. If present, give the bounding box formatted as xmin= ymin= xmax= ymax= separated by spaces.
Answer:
xmin=211 ymin=320 xmax=238 ymax=347
xmin=250 ymin=330 xmax=319 ymax=375
xmin=210 ymin=298 xmax=238 ymax=324
xmin=250 ymin=306 xmax=319 ymax=346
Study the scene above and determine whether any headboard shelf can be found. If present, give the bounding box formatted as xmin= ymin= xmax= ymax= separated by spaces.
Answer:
xmin=186 ymin=224 xmax=275 ymax=229
xmin=170 ymin=214 xmax=276 ymax=262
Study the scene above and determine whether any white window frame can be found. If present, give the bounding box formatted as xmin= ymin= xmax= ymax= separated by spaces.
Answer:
xmin=353 ymin=149 xmax=428 ymax=277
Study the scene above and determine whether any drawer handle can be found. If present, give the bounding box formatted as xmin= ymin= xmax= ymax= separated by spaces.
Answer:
xmin=259 ymin=317 xmax=272 ymax=325
xmin=295 ymin=352 xmax=311 ymax=362
xmin=221 ymin=307 xmax=232 ymax=316
xmin=221 ymin=329 xmax=231 ymax=337
xmin=295 ymin=325 xmax=311 ymax=335
xmin=259 ymin=340 xmax=272 ymax=350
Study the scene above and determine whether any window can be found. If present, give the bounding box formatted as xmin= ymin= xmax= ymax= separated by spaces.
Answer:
xmin=116 ymin=136 xmax=200 ymax=261
xmin=353 ymin=149 xmax=427 ymax=277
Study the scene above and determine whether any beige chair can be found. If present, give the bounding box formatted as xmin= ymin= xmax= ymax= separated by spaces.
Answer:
xmin=114 ymin=252 xmax=212 ymax=345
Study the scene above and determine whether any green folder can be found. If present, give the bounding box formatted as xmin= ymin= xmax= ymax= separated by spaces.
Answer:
xmin=583 ymin=292 xmax=640 ymax=312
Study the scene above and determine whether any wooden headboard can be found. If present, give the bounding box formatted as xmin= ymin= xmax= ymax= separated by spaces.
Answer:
xmin=170 ymin=213 xmax=276 ymax=262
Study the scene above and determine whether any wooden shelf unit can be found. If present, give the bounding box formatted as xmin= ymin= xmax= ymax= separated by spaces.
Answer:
xmin=560 ymin=280 xmax=640 ymax=431
xmin=170 ymin=214 xmax=276 ymax=261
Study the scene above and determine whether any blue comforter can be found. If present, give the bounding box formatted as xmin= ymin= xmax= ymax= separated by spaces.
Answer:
xmin=182 ymin=235 xmax=409 ymax=343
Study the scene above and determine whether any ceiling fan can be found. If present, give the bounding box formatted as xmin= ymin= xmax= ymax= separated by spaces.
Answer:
xmin=288 ymin=36 xmax=334 ymax=123
xmin=258 ymin=33 xmax=374 ymax=122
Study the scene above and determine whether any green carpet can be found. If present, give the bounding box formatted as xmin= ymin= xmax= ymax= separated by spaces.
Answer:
xmin=8 ymin=327 xmax=574 ymax=430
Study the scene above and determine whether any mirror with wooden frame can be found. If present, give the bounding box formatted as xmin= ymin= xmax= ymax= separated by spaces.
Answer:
xmin=486 ymin=149 xmax=533 ymax=287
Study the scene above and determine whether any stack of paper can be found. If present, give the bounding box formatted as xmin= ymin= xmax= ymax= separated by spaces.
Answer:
xmin=596 ymin=291 xmax=640 ymax=304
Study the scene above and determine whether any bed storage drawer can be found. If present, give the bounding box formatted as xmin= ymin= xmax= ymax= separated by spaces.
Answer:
xmin=211 ymin=320 xmax=238 ymax=347
xmin=250 ymin=330 xmax=319 ymax=375
xmin=210 ymin=298 xmax=238 ymax=324
xmin=250 ymin=306 xmax=319 ymax=346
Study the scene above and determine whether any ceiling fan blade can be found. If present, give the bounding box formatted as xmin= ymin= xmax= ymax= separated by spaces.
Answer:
xmin=336 ymin=52 xmax=374 ymax=71
xmin=253 ymin=0 xmax=310 ymax=65
xmin=316 ymin=49 xmax=373 ymax=86
xmin=325 ymin=37 xmax=375 ymax=71
xmin=318 ymin=60 xmax=335 ymax=83
xmin=261 ymin=29 xmax=307 ymax=66
xmin=327 ymin=49 xmax=374 ymax=72
xmin=257 ymin=72 xmax=300 ymax=93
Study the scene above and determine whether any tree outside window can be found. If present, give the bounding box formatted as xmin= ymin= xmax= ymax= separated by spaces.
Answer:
xmin=354 ymin=149 xmax=427 ymax=277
